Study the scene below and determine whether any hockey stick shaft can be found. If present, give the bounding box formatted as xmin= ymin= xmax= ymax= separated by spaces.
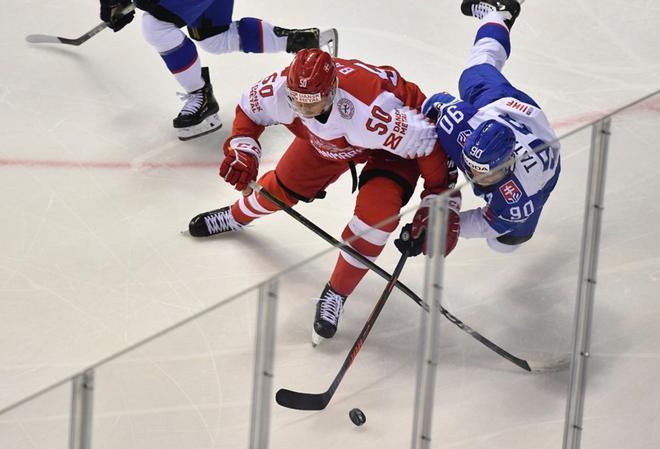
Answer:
xmin=276 ymin=252 xmax=409 ymax=410
xmin=26 ymin=3 xmax=136 ymax=46
xmin=249 ymin=181 xmax=532 ymax=372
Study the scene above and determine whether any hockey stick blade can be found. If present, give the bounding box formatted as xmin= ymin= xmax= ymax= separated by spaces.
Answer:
xmin=319 ymin=28 xmax=339 ymax=57
xmin=25 ymin=34 xmax=63 ymax=44
xmin=276 ymin=389 xmax=330 ymax=411
xmin=25 ymin=4 xmax=134 ymax=46
xmin=276 ymin=253 xmax=408 ymax=411
xmin=527 ymin=355 xmax=571 ymax=373
xmin=26 ymin=22 xmax=108 ymax=46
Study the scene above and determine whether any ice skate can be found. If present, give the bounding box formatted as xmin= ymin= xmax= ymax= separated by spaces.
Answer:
xmin=312 ymin=283 xmax=347 ymax=346
xmin=460 ymin=0 xmax=523 ymax=29
xmin=173 ymin=66 xmax=222 ymax=141
xmin=274 ymin=26 xmax=321 ymax=53
xmin=188 ymin=206 xmax=244 ymax=237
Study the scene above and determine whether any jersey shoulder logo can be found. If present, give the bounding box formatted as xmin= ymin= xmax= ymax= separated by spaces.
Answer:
xmin=457 ymin=129 xmax=471 ymax=148
xmin=499 ymin=179 xmax=523 ymax=204
xmin=338 ymin=98 xmax=355 ymax=119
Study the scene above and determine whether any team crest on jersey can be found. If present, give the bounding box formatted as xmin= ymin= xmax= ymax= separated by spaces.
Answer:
xmin=499 ymin=180 xmax=523 ymax=204
xmin=338 ymin=98 xmax=355 ymax=119
xmin=457 ymin=129 xmax=471 ymax=148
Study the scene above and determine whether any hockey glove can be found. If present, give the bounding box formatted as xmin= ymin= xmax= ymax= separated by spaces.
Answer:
xmin=447 ymin=158 xmax=459 ymax=189
xmin=219 ymin=137 xmax=262 ymax=192
xmin=421 ymin=92 xmax=460 ymax=124
xmin=100 ymin=0 xmax=134 ymax=32
xmin=381 ymin=107 xmax=438 ymax=159
xmin=394 ymin=192 xmax=461 ymax=257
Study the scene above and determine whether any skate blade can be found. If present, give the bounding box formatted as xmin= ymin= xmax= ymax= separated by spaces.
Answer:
xmin=311 ymin=327 xmax=325 ymax=347
xmin=176 ymin=114 xmax=223 ymax=141
xmin=319 ymin=29 xmax=338 ymax=57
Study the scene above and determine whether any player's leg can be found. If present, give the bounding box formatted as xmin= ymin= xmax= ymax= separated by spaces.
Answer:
xmin=458 ymin=0 xmax=539 ymax=110
xmin=138 ymin=0 xmax=221 ymax=140
xmin=189 ymin=138 xmax=349 ymax=236
xmin=195 ymin=19 xmax=320 ymax=55
xmin=313 ymin=156 xmax=418 ymax=343
xmin=190 ymin=0 xmax=320 ymax=55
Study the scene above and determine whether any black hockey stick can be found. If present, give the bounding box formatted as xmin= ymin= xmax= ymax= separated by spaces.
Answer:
xmin=277 ymin=251 xmax=409 ymax=410
xmin=248 ymin=181 xmax=542 ymax=372
xmin=26 ymin=4 xmax=136 ymax=46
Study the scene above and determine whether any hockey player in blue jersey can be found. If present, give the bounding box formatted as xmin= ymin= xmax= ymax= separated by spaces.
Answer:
xmin=401 ymin=0 xmax=561 ymax=255
xmin=98 ymin=0 xmax=329 ymax=140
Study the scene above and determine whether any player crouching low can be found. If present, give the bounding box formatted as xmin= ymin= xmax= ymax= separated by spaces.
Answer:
xmin=187 ymin=49 xmax=459 ymax=345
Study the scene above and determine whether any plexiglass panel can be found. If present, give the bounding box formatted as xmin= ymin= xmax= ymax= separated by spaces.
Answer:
xmin=581 ymin=94 xmax=660 ymax=449
xmin=270 ymin=206 xmax=425 ymax=449
xmin=0 ymin=381 xmax=70 ymax=449
xmin=420 ymin=125 xmax=594 ymax=448
xmin=90 ymin=290 xmax=258 ymax=449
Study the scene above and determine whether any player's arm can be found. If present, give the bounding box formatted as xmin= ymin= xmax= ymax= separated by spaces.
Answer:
xmin=221 ymin=71 xmax=292 ymax=191
xmin=460 ymin=188 xmax=537 ymax=239
xmin=341 ymin=61 xmax=438 ymax=159
xmin=394 ymin=145 xmax=462 ymax=257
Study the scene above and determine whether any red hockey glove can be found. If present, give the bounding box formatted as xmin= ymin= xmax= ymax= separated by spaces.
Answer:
xmin=395 ymin=192 xmax=461 ymax=257
xmin=219 ymin=136 xmax=261 ymax=192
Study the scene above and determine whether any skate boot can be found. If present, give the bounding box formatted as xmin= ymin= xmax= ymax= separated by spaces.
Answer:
xmin=312 ymin=283 xmax=348 ymax=346
xmin=460 ymin=0 xmax=523 ymax=29
xmin=274 ymin=26 xmax=320 ymax=53
xmin=173 ymin=66 xmax=222 ymax=141
xmin=188 ymin=206 xmax=244 ymax=237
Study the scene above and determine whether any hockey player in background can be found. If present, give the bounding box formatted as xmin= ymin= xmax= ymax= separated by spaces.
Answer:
xmin=98 ymin=0 xmax=327 ymax=140
xmin=410 ymin=0 xmax=560 ymax=254
xmin=187 ymin=49 xmax=460 ymax=344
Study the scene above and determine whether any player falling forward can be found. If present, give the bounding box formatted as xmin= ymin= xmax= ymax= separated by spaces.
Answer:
xmin=420 ymin=0 xmax=560 ymax=253
xmin=99 ymin=0 xmax=335 ymax=140
xmin=187 ymin=49 xmax=459 ymax=345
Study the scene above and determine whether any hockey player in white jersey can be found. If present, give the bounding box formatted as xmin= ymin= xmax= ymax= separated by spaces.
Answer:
xmin=187 ymin=48 xmax=459 ymax=344
xmin=417 ymin=0 xmax=560 ymax=253
xmin=98 ymin=0 xmax=331 ymax=140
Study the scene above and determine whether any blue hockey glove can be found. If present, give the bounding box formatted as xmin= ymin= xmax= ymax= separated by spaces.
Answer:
xmin=421 ymin=92 xmax=459 ymax=123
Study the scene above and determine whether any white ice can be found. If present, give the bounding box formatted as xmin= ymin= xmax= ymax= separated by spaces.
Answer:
xmin=1 ymin=0 xmax=659 ymax=448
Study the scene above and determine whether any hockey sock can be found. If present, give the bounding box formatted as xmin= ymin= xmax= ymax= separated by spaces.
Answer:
xmin=161 ymin=36 xmax=205 ymax=92
xmin=329 ymin=214 xmax=396 ymax=296
xmin=230 ymin=171 xmax=299 ymax=224
xmin=466 ymin=12 xmax=510 ymax=70
xmin=238 ymin=18 xmax=287 ymax=53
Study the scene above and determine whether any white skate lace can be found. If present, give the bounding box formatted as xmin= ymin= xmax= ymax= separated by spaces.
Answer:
xmin=204 ymin=209 xmax=242 ymax=235
xmin=177 ymin=90 xmax=205 ymax=116
xmin=472 ymin=2 xmax=512 ymax=20
xmin=318 ymin=290 xmax=345 ymax=325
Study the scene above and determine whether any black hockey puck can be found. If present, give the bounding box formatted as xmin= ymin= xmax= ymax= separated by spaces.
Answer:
xmin=349 ymin=408 xmax=366 ymax=426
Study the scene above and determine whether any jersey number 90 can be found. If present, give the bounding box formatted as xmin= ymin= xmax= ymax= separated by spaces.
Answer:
xmin=438 ymin=105 xmax=465 ymax=134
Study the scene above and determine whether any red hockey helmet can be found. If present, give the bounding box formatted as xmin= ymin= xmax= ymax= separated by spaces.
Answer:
xmin=286 ymin=49 xmax=337 ymax=117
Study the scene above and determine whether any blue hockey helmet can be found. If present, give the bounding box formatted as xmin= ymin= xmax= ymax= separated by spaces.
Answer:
xmin=462 ymin=120 xmax=516 ymax=185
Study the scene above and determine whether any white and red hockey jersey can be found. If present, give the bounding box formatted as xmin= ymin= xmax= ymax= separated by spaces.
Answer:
xmin=229 ymin=57 xmax=449 ymax=195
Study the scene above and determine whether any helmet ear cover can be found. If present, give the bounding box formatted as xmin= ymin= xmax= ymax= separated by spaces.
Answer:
xmin=462 ymin=120 xmax=516 ymax=184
